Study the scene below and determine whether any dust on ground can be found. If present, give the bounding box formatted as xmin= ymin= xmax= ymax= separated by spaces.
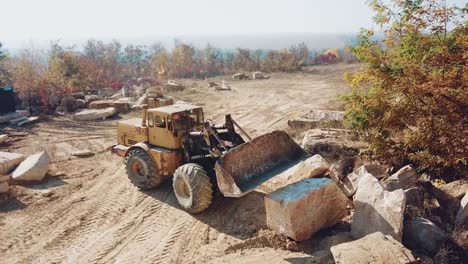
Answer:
xmin=0 ymin=64 xmax=359 ymax=264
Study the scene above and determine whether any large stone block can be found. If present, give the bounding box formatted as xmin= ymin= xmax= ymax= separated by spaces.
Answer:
xmin=12 ymin=151 xmax=50 ymax=182
xmin=0 ymin=152 xmax=26 ymax=175
xmin=265 ymin=177 xmax=348 ymax=241
xmin=331 ymin=232 xmax=415 ymax=264
xmin=351 ymin=173 xmax=406 ymax=241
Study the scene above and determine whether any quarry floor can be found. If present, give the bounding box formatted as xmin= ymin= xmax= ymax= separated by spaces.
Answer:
xmin=0 ymin=64 xmax=359 ymax=264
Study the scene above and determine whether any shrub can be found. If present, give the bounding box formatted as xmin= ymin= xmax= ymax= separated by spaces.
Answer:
xmin=342 ymin=0 xmax=467 ymax=178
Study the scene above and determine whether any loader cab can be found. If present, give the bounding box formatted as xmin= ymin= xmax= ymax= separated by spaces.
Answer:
xmin=147 ymin=104 xmax=204 ymax=149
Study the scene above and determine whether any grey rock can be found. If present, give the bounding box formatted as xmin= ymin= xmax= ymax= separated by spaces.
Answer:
xmin=403 ymin=217 xmax=447 ymax=255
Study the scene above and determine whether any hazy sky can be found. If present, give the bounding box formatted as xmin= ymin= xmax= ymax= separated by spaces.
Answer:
xmin=2 ymin=0 xmax=466 ymax=49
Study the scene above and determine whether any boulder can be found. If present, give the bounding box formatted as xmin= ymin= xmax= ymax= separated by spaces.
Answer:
xmin=12 ymin=151 xmax=50 ymax=182
xmin=0 ymin=152 xmax=26 ymax=175
xmin=164 ymin=80 xmax=185 ymax=92
xmin=0 ymin=181 xmax=9 ymax=193
xmin=338 ymin=164 xmax=389 ymax=197
xmin=330 ymin=232 xmax=416 ymax=264
xmin=0 ymin=110 xmax=30 ymax=124
xmin=403 ymin=217 xmax=447 ymax=255
xmin=73 ymin=107 xmax=117 ymax=121
xmin=265 ymin=177 xmax=348 ymax=241
xmin=351 ymin=173 xmax=405 ymax=241
xmin=328 ymin=156 xmax=364 ymax=182
xmin=76 ymin=99 xmax=86 ymax=109
xmin=232 ymin=73 xmax=249 ymax=80
xmin=84 ymin=95 xmax=101 ymax=104
xmin=382 ymin=165 xmax=419 ymax=191
xmin=455 ymin=192 xmax=468 ymax=227
xmin=0 ymin=134 xmax=8 ymax=144
xmin=439 ymin=180 xmax=468 ymax=199
xmin=252 ymin=71 xmax=265 ymax=80
xmin=404 ymin=187 xmax=425 ymax=209
xmin=287 ymin=155 xmax=330 ymax=184
xmin=89 ymin=100 xmax=114 ymax=109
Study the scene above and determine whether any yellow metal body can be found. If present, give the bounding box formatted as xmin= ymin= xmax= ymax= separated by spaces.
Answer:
xmin=115 ymin=103 xmax=204 ymax=177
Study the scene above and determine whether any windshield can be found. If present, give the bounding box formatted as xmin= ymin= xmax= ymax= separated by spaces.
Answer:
xmin=171 ymin=108 xmax=204 ymax=132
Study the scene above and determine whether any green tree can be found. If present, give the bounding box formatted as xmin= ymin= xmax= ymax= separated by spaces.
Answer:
xmin=343 ymin=0 xmax=467 ymax=177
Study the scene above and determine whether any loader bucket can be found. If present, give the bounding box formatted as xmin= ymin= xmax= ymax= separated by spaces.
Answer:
xmin=215 ymin=130 xmax=306 ymax=197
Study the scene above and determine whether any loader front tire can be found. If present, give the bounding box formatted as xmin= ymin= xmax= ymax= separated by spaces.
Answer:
xmin=125 ymin=148 xmax=162 ymax=189
xmin=173 ymin=163 xmax=213 ymax=213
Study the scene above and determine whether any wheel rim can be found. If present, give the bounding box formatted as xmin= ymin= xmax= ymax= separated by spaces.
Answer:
xmin=175 ymin=177 xmax=191 ymax=199
xmin=131 ymin=160 xmax=146 ymax=180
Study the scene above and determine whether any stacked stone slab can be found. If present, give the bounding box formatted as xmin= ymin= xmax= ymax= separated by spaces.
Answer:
xmin=265 ymin=177 xmax=348 ymax=241
xmin=0 ymin=152 xmax=26 ymax=194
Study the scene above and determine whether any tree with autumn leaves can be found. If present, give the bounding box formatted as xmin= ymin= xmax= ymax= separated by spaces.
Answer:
xmin=343 ymin=0 xmax=467 ymax=178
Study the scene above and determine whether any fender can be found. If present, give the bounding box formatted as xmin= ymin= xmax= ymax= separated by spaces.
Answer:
xmin=125 ymin=142 xmax=158 ymax=166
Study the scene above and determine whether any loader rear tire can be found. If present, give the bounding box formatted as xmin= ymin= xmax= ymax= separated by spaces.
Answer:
xmin=125 ymin=148 xmax=162 ymax=189
xmin=173 ymin=163 xmax=213 ymax=213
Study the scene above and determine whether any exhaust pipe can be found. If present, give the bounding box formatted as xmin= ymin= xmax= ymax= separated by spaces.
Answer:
xmin=141 ymin=104 xmax=148 ymax=127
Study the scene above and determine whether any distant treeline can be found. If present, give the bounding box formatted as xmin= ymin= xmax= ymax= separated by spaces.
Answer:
xmin=0 ymin=40 xmax=355 ymax=110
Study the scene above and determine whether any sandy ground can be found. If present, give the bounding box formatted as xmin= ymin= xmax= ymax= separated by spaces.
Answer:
xmin=0 ymin=64 xmax=359 ymax=264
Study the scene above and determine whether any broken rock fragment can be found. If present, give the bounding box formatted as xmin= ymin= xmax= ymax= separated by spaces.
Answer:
xmin=383 ymin=165 xmax=419 ymax=191
xmin=265 ymin=177 xmax=348 ymax=241
xmin=287 ymin=154 xmax=330 ymax=184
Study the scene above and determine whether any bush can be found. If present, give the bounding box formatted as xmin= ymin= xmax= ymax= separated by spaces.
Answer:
xmin=342 ymin=0 xmax=467 ymax=178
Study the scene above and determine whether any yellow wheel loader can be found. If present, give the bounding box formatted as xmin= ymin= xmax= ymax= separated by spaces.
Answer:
xmin=112 ymin=104 xmax=306 ymax=213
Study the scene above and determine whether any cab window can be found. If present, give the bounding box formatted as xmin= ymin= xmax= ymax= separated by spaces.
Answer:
xmin=155 ymin=115 xmax=166 ymax=128
xmin=167 ymin=116 xmax=173 ymax=131
xmin=147 ymin=113 xmax=154 ymax=127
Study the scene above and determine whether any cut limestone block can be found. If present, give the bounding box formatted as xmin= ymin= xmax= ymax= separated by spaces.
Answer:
xmin=0 ymin=134 xmax=8 ymax=144
xmin=351 ymin=173 xmax=405 ymax=241
xmin=265 ymin=177 xmax=348 ymax=241
xmin=112 ymin=101 xmax=130 ymax=113
xmin=89 ymin=100 xmax=114 ymax=109
xmin=331 ymin=232 xmax=416 ymax=264
xmin=12 ymin=151 xmax=50 ymax=182
xmin=383 ymin=165 xmax=419 ymax=191
xmin=403 ymin=217 xmax=447 ymax=255
xmin=287 ymin=154 xmax=330 ymax=184
xmin=0 ymin=152 xmax=26 ymax=175
xmin=73 ymin=107 xmax=117 ymax=121
xmin=455 ymin=192 xmax=468 ymax=227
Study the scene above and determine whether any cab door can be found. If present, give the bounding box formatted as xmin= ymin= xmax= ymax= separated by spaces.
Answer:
xmin=148 ymin=113 xmax=179 ymax=149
